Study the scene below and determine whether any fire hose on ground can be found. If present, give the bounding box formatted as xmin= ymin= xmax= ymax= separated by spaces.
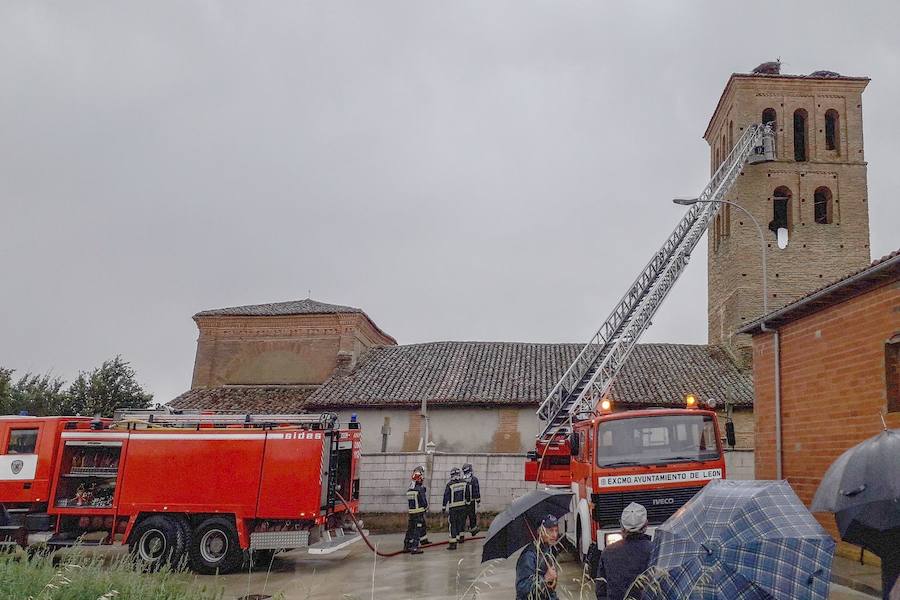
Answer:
xmin=335 ymin=492 xmax=485 ymax=558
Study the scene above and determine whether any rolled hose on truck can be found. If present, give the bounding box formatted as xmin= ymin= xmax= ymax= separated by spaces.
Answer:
xmin=335 ymin=492 xmax=484 ymax=558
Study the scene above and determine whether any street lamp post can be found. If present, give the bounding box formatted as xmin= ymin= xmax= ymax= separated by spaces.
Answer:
xmin=673 ymin=198 xmax=768 ymax=316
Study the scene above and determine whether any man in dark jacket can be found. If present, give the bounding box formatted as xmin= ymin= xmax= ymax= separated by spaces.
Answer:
xmin=403 ymin=468 xmax=428 ymax=554
xmin=442 ymin=467 xmax=471 ymax=550
xmin=515 ymin=514 xmax=560 ymax=600
xmin=461 ymin=463 xmax=480 ymax=540
xmin=595 ymin=503 xmax=652 ymax=600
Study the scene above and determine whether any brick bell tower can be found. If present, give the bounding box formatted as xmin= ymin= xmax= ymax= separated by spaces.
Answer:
xmin=705 ymin=62 xmax=871 ymax=364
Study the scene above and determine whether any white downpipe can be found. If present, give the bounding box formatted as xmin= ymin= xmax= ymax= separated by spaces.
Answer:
xmin=760 ymin=322 xmax=782 ymax=479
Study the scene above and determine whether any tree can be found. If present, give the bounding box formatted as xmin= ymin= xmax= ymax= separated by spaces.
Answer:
xmin=66 ymin=356 xmax=153 ymax=417
xmin=0 ymin=369 xmax=68 ymax=416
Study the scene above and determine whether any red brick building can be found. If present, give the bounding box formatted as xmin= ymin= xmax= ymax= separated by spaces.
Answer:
xmin=741 ymin=250 xmax=899 ymax=557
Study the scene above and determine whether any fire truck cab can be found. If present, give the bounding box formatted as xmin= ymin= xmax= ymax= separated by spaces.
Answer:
xmin=526 ymin=400 xmax=726 ymax=559
xmin=0 ymin=410 xmax=362 ymax=574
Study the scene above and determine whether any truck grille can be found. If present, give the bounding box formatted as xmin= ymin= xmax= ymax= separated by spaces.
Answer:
xmin=591 ymin=486 xmax=702 ymax=528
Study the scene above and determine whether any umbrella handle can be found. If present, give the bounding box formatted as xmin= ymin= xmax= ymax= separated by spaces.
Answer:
xmin=840 ymin=484 xmax=867 ymax=497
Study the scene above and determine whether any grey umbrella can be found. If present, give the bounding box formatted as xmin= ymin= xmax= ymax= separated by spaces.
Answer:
xmin=481 ymin=488 xmax=572 ymax=562
xmin=812 ymin=428 xmax=900 ymax=599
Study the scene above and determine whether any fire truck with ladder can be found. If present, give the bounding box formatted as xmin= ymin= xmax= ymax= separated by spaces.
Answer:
xmin=0 ymin=409 xmax=362 ymax=573
xmin=525 ymin=122 xmax=776 ymax=558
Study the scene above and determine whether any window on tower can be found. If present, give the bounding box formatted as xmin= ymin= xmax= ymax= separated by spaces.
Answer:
xmin=825 ymin=109 xmax=840 ymax=152
xmin=814 ymin=187 xmax=833 ymax=224
xmin=762 ymin=108 xmax=777 ymax=128
xmin=794 ymin=109 xmax=808 ymax=162
xmin=769 ymin=186 xmax=792 ymax=234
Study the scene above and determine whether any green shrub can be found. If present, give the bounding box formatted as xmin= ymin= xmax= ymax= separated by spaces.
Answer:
xmin=0 ymin=551 xmax=224 ymax=600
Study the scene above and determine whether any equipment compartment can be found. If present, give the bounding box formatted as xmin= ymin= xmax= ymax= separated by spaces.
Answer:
xmin=53 ymin=441 xmax=121 ymax=509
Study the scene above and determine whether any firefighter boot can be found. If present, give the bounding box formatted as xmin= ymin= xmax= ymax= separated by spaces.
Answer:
xmin=420 ymin=537 xmax=431 ymax=546
xmin=410 ymin=547 xmax=423 ymax=555
xmin=446 ymin=541 xmax=458 ymax=551
xmin=458 ymin=533 xmax=465 ymax=543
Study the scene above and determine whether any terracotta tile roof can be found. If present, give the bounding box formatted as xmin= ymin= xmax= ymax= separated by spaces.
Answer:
xmin=194 ymin=298 xmax=363 ymax=318
xmin=740 ymin=249 xmax=900 ymax=334
xmin=168 ymin=385 xmax=318 ymax=413
xmin=306 ymin=342 xmax=752 ymax=409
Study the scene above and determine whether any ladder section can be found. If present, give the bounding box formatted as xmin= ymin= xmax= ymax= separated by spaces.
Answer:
xmin=113 ymin=408 xmax=339 ymax=429
xmin=536 ymin=123 xmax=774 ymax=442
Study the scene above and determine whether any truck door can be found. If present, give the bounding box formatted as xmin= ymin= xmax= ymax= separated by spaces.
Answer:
xmin=0 ymin=422 xmax=42 ymax=503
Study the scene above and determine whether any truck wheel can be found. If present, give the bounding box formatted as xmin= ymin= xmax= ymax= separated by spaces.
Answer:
xmin=189 ymin=517 xmax=243 ymax=575
xmin=129 ymin=515 xmax=188 ymax=571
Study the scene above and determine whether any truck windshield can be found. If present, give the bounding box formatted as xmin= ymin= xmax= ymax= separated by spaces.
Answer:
xmin=597 ymin=414 xmax=720 ymax=468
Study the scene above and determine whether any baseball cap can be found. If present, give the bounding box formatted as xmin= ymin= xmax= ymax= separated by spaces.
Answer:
xmin=621 ymin=502 xmax=648 ymax=532
xmin=541 ymin=515 xmax=559 ymax=529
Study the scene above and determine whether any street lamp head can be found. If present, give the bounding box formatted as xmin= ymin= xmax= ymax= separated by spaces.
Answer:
xmin=672 ymin=198 xmax=699 ymax=206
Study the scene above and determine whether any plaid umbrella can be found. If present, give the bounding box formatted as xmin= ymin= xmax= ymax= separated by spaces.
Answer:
xmin=645 ymin=480 xmax=834 ymax=600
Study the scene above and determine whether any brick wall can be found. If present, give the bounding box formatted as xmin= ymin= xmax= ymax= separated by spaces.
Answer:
xmin=752 ymin=279 xmax=900 ymax=557
xmin=190 ymin=312 xmax=394 ymax=388
xmin=358 ymin=452 xmax=532 ymax=513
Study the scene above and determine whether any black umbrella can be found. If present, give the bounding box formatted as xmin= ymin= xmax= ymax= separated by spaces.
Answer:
xmin=812 ymin=427 xmax=900 ymax=599
xmin=481 ymin=488 xmax=572 ymax=562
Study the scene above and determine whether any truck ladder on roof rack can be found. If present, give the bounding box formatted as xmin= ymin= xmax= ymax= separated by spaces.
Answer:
xmin=113 ymin=408 xmax=338 ymax=429
xmin=535 ymin=123 xmax=775 ymax=443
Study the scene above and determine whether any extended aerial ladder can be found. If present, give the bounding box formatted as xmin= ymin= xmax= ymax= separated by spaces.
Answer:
xmin=535 ymin=123 xmax=775 ymax=444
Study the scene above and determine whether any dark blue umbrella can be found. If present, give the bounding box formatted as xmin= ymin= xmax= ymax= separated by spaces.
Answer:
xmin=645 ymin=480 xmax=834 ymax=600
xmin=481 ymin=488 xmax=572 ymax=562
xmin=812 ymin=428 xmax=900 ymax=599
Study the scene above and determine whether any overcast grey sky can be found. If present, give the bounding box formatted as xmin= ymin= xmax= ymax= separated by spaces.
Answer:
xmin=1 ymin=1 xmax=898 ymax=402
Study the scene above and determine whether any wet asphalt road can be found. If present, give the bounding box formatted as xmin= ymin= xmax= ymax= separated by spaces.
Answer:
xmin=213 ymin=533 xmax=875 ymax=600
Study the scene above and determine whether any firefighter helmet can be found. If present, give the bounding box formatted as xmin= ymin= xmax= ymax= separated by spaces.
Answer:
xmin=449 ymin=467 xmax=462 ymax=480
xmin=462 ymin=463 xmax=473 ymax=476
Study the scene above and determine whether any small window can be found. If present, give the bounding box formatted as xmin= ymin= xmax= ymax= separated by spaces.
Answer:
xmin=887 ymin=336 xmax=900 ymax=413
xmin=825 ymin=109 xmax=840 ymax=152
xmin=7 ymin=429 xmax=38 ymax=454
xmin=794 ymin=109 xmax=808 ymax=161
xmin=762 ymin=108 xmax=777 ymax=128
xmin=770 ymin=186 xmax=792 ymax=234
xmin=729 ymin=121 xmax=734 ymax=149
xmin=814 ymin=187 xmax=833 ymax=224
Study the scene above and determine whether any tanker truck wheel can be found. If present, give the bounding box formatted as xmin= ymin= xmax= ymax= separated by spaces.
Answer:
xmin=189 ymin=517 xmax=243 ymax=575
xmin=129 ymin=515 xmax=188 ymax=571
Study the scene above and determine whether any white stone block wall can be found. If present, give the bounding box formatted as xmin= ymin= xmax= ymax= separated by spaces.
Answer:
xmin=358 ymin=450 xmax=755 ymax=513
xmin=724 ymin=449 xmax=755 ymax=480
xmin=358 ymin=452 xmax=532 ymax=513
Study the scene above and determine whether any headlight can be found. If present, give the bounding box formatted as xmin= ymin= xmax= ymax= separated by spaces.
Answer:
xmin=604 ymin=532 xmax=623 ymax=546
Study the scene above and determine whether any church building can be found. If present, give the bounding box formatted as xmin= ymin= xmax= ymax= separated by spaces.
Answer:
xmin=169 ymin=63 xmax=873 ymax=485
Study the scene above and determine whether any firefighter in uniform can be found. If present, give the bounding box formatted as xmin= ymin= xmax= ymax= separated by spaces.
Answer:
xmin=404 ymin=468 xmax=428 ymax=554
xmin=461 ymin=463 xmax=480 ymax=541
xmin=442 ymin=467 xmax=471 ymax=551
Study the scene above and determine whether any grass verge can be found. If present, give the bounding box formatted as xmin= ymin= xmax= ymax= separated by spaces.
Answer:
xmin=0 ymin=550 xmax=225 ymax=600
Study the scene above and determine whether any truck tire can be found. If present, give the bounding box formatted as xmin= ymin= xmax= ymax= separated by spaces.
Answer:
xmin=129 ymin=515 xmax=188 ymax=571
xmin=189 ymin=517 xmax=243 ymax=575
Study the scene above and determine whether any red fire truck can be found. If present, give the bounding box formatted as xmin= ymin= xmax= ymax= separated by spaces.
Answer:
xmin=0 ymin=409 xmax=362 ymax=573
xmin=526 ymin=397 xmax=726 ymax=557
xmin=524 ymin=122 xmax=774 ymax=559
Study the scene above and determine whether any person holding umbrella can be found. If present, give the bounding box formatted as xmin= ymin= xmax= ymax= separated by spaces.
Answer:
xmin=480 ymin=488 xmax=573 ymax=599
xmin=515 ymin=514 xmax=560 ymax=600
xmin=812 ymin=426 xmax=900 ymax=599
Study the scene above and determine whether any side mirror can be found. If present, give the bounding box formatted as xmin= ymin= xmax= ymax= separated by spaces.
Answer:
xmin=725 ymin=421 xmax=736 ymax=448
xmin=570 ymin=432 xmax=580 ymax=457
